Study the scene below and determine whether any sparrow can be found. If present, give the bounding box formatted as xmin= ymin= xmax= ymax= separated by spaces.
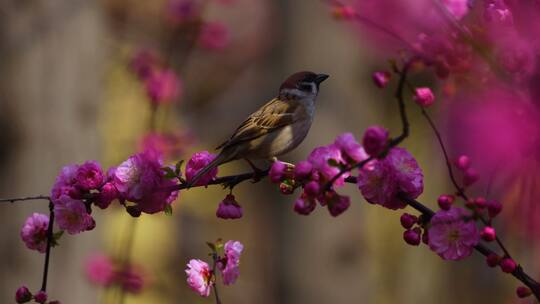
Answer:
xmin=187 ymin=71 xmax=329 ymax=187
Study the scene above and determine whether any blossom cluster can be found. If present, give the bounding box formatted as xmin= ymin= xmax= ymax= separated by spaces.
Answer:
xmin=185 ymin=240 xmax=243 ymax=297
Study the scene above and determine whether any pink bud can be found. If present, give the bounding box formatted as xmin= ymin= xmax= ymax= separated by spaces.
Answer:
xmin=516 ymin=286 xmax=532 ymax=298
xmin=455 ymin=155 xmax=471 ymax=171
xmin=294 ymin=196 xmax=316 ymax=215
xmin=95 ymin=182 xmax=118 ymax=209
xmin=486 ymin=253 xmax=500 ymax=267
xmin=216 ymin=195 xmax=243 ymax=220
xmin=269 ymin=161 xmax=287 ymax=183
xmin=400 ymin=213 xmax=418 ymax=229
xmin=403 ymin=228 xmax=421 ymax=246
xmin=474 ymin=197 xmax=487 ymax=209
xmin=463 ymin=168 xmax=479 ymax=186
xmin=303 ymin=181 xmax=320 ymax=197
xmin=332 ymin=5 xmax=356 ymax=20
xmin=480 ymin=226 xmax=496 ymax=242
xmin=413 ymin=87 xmax=435 ymax=107
xmin=500 ymin=258 xmax=517 ymax=273
xmin=372 ymin=71 xmax=391 ymax=88
xmin=362 ymin=126 xmax=389 ymax=157
xmin=34 ymin=291 xmax=47 ymax=303
xmin=15 ymin=286 xmax=32 ymax=303
xmin=487 ymin=200 xmax=502 ymax=218
xmin=437 ymin=194 xmax=454 ymax=210
xmin=327 ymin=194 xmax=351 ymax=217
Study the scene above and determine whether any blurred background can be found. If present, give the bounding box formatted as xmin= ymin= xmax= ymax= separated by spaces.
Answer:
xmin=1 ymin=0 xmax=538 ymax=303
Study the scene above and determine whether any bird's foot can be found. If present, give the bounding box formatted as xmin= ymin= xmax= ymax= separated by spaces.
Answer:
xmin=244 ymin=159 xmax=266 ymax=183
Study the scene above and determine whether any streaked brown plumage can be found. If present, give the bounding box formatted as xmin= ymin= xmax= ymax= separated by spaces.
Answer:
xmin=187 ymin=71 xmax=329 ymax=187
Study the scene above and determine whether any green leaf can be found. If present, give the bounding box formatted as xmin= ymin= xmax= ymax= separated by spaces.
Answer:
xmin=162 ymin=167 xmax=177 ymax=179
xmin=164 ymin=204 xmax=173 ymax=216
xmin=206 ymin=241 xmax=216 ymax=252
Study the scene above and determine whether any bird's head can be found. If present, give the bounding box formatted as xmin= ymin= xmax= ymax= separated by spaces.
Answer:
xmin=279 ymin=71 xmax=329 ymax=98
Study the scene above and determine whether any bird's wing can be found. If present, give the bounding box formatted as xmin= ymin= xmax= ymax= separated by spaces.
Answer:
xmin=216 ymin=98 xmax=302 ymax=150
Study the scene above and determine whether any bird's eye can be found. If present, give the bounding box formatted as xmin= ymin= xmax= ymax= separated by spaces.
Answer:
xmin=297 ymin=82 xmax=313 ymax=92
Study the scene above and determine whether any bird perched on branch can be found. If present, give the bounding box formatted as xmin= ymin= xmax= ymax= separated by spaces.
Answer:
xmin=186 ymin=71 xmax=329 ymax=187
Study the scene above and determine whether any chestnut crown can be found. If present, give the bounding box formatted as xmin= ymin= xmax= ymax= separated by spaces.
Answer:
xmin=279 ymin=71 xmax=329 ymax=94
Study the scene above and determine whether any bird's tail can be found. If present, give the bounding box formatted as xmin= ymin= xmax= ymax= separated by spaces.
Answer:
xmin=186 ymin=152 xmax=231 ymax=188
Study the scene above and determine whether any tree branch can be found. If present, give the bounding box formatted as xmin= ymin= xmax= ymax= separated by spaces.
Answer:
xmin=0 ymin=195 xmax=50 ymax=204
xmin=41 ymin=200 xmax=55 ymax=292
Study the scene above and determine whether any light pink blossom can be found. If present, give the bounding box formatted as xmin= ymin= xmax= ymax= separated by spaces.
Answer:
xmin=75 ymin=160 xmax=104 ymax=191
xmin=20 ymin=213 xmax=49 ymax=253
xmin=84 ymin=254 xmax=115 ymax=287
xmin=219 ymin=240 xmax=243 ymax=285
xmin=198 ymin=22 xmax=230 ymax=50
xmin=185 ymin=259 xmax=212 ymax=297
xmin=185 ymin=151 xmax=218 ymax=186
xmin=145 ymin=69 xmax=182 ymax=104
xmin=54 ymin=195 xmax=94 ymax=234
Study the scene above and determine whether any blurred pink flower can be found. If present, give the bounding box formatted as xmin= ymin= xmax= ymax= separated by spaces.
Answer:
xmin=129 ymin=49 xmax=158 ymax=80
xmin=34 ymin=291 xmax=47 ymax=303
xmin=114 ymin=150 xmax=179 ymax=214
xmin=145 ymin=69 xmax=182 ymax=105
xmin=428 ymin=207 xmax=479 ymax=260
xmin=20 ymin=213 xmax=49 ymax=253
xmin=185 ymin=151 xmax=218 ymax=186
xmin=54 ymin=195 xmax=94 ymax=234
xmin=186 ymin=259 xmax=212 ymax=297
xmin=166 ymin=0 xmax=200 ymax=24
xmin=117 ymin=267 xmax=145 ymax=294
xmin=84 ymin=254 xmax=115 ymax=287
xmin=198 ymin=22 xmax=230 ymax=50
xmin=372 ymin=71 xmax=391 ymax=88
xmin=219 ymin=240 xmax=243 ymax=285
xmin=138 ymin=131 xmax=192 ymax=160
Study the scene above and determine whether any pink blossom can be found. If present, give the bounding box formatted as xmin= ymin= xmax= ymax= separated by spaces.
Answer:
xmin=138 ymin=131 xmax=191 ymax=160
xmin=428 ymin=207 xmax=479 ymax=260
xmin=500 ymin=258 xmax=517 ymax=273
xmin=145 ymin=69 xmax=181 ymax=105
xmin=294 ymin=160 xmax=313 ymax=180
xmin=95 ymin=182 xmax=118 ymax=209
xmin=516 ymin=286 xmax=532 ymax=298
xmin=185 ymin=259 xmax=212 ymax=297
xmin=372 ymin=71 xmax=391 ymax=88
xmin=15 ymin=286 xmax=32 ymax=303
xmin=480 ymin=226 xmax=496 ymax=241
xmin=185 ymin=151 xmax=218 ymax=186
xmin=216 ymin=194 xmax=243 ymax=219
xmin=326 ymin=192 xmax=351 ymax=217
xmin=362 ymin=126 xmax=389 ymax=157
xmin=441 ymin=0 xmax=469 ymax=19
xmin=51 ymin=164 xmax=79 ymax=201
xmin=198 ymin=22 xmax=230 ymax=50
xmin=219 ymin=240 xmax=243 ymax=285
xmin=308 ymin=144 xmax=347 ymax=186
xmin=54 ymin=195 xmax=94 ymax=235
xmin=269 ymin=161 xmax=288 ymax=183
xmin=75 ymin=160 xmax=104 ymax=191
xmin=84 ymin=254 xmax=115 ymax=287
xmin=334 ymin=133 xmax=367 ymax=163
xmin=386 ymin=147 xmax=424 ymax=198
xmin=20 ymin=213 xmax=49 ymax=253
xmin=114 ymin=150 xmax=179 ymax=214
xmin=413 ymin=87 xmax=435 ymax=107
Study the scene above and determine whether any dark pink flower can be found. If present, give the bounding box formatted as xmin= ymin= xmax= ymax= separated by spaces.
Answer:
xmin=95 ymin=182 xmax=118 ymax=209
xmin=20 ymin=213 xmax=49 ymax=253
xmin=75 ymin=160 xmax=104 ymax=191
xmin=117 ymin=267 xmax=145 ymax=294
xmin=54 ymin=195 xmax=94 ymax=235
xmin=114 ymin=150 xmax=179 ymax=214
xmin=216 ymin=195 xmax=243 ymax=219
xmin=84 ymin=254 xmax=115 ymax=287
xmin=34 ymin=291 xmax=47 ymax=303
xmin=362 ymin=126 xmax=389 ymax=157
xmin=185 ymin=151 xmax=218 ymax=186
xmin=334 ymin=133 xmax=368 ymax=163
xmin=428 ymin=207 xmax=479 ymax=260
xmin=269 ymin=161 xmax=288 ymax=183
xmin=15 ymin=286 xmax=32 ymax=303
xmin=400 ymin=213 xmax=418 ymax=229
xmin=185 ymin=259 xmax=212 ymax=297
xmin=413 ymin=87 xmax=435 ymax=107
xmin=145 ymin=69 xmax=181 ymax=105
xmin=198 ymin=22 xmax=230 ymax=50
xmin=51 ymin=164 xmax=79 ymax=201
xmin=219 ymin=240 xmax=243 ymax=285
xmin=308 ymin=144 xmax=347 ymax=186
xmin=372 ymin=71 xmax=391 ymax=88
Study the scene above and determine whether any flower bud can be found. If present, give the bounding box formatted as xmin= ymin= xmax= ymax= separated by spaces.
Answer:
xmin=463 ymin=168 xmax=479 ymax=186
xmin=413 ymin=87 xmax=435 ymax=107
xmin=516 ymin=286 xmax=532 ymax=298
xmin=372 ymin=71 xmax=391 ymax=88
xmin=216 ymin=194 xmax=243 ymax=220
xmin=362 ymin=126 xmax=389 ymax=157
xmin=486 ymin=253 xmax=500 ymax=267
xmin=487 ymin=200 xmax=502 ymax=218
xmin=480 ymin=226 xmax=496 ymax=242
xmin=279 ymin=182 xmax=295 ymax=195
xmin=500 ymin=258 xmax=517 ymax=273
xmin=437 ymin=194 xmax=454 ymax=210
xmin=294 ymin=196 xmax=316 ymax=215
xmin=269 ymin=161 xmax=287 ymax=183
xmin=15 ymin=286 xmax=32 ymax=303
xmin=294 ymin=161 xmax=312 ymax=180
xmin=403 ymin=228 xmax=421 ymax=246
xmin=474 ymin=197 xmax=487 ymax=209
xmin=34 ymin=291 xmax=47 ymax=303
xmin=400 ymin=213 xmax=418 ymax=229
xmin=455 ymin=155 xmax=471 ymax=171
xmin=303 ymin=181 xmax=320 ymax=197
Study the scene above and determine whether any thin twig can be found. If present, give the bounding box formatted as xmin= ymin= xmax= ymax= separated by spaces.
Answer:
xmin=41 ymin=200 xmax=55 ymax=291
xmin=0 ymin=195 xmax=50 ymax=204
xmin=211 ymin=252 xmax=222 ymax=304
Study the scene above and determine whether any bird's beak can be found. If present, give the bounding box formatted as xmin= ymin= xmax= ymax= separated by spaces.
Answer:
xmin=315 ymin=73 xmax=329 ymax=84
